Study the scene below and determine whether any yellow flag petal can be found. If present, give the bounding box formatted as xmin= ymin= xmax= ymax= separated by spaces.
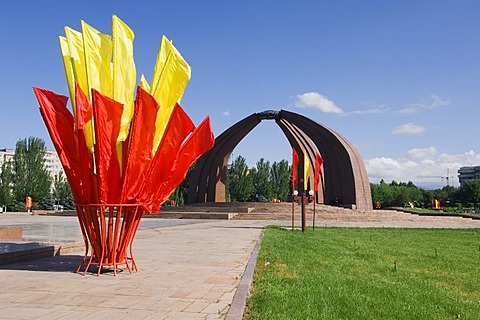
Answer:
xmin=112 ymin=15 xmax=136 ymax=142
xmin=59 ymin=36 xmax=76 ymax=116
xmin=150 ymin=35 xmax=191 ymax=153
xmin=139 ymin=74 xmax=150 ymax=92
xmin=64 ymin=27 xmax=94 ymax=151
xmin=304 ymin=154 xmax=310 ymax=191
xmin=64 ymin=27 xmax=89 ymax=99
xmin=81 ymin=20 xmax=113 ymax=98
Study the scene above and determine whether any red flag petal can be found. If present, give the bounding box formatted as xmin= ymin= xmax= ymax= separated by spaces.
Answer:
xmin=75 ymin=83 xmax=93 ymax=130
xmin=121 ymin=87 xmax=159 ymax=203
xmin=92 ymin=89 xmax=123 ymax=204
xmin=137 ymin=103 xmax=195 ymax=211
xmin=34 ymin=87 xmax=87 ymax=202
xmin=153 ymin=116 xmax=215 ymax=209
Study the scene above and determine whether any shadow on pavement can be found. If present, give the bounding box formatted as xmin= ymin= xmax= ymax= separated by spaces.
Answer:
xmin=0 ymin=241 xmax=50 ymax=253
xmin=0 ymin=254 xmax=83 ymax=273
xmin=0 ymin=254 xmax=133 ymax=276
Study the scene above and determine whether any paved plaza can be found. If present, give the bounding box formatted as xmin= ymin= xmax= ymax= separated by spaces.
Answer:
xmin=1 ymin=212 xmax=480 ymax=319
xmin=0 ymin=215 xmax=270 ymax=319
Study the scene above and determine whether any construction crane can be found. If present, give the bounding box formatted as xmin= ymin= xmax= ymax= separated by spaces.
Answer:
xmin=417 ymin=169 xmax=454 ymax=187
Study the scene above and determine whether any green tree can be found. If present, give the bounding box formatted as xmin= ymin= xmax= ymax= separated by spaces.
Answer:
xmin=227 ymin=155 xmax=253 ymax=202
xmin=168 ymin=164 xmax=195 ymax=205
xmin=393 ymin=181 xmax=423 ymax=207
xmin=438 ymin=185 xmax=457 ymax=207
xmin=458 ymin=180 xmax=480 ymax=209
xmin=253 ymin=158 xmax=272 ymax=201
xmin=370 ymin=183 xmax=381 ymax=207
xmin=371 ymin=180 xmax=423 ymax=208
xmin=53 ymin=172 xmax=75 ymax=209
xmin=421 ymin=189 xmax=435 ymax=208
xmin=40 ymin=194 xmax=55 ymax=211
xmin=13 ymin=137 xmax=52 ymax=209
xmin=271 ymin=160 xmax=290 ymax=201
xmin=376 ymin=180 xmax=395 ymax=207
xmin=0 ymin=161 xmax=14 ymax=209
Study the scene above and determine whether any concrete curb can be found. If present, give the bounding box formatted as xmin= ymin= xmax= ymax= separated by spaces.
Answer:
xmin=0 ymin=242 xmax=84 ymax=266
xmin=225 ymin=228 xmax=265 ymax=320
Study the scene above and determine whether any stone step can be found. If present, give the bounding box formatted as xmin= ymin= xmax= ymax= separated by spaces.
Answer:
xmin=161 ymin=205 xmax=253 ymax=213
xmin=145 ymin=212 xmax=238 ymax=220
xmin=42 ymin=203 xmax=478 ymax=224
xmin=160 ymin=202 xmax=352 ymax=214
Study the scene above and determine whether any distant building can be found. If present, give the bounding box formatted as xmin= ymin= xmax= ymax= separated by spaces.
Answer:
xmin=458 ymin=166 xmax=480 ymax=185
xmin=0 ymin=148 xmax=64 ymax=183
xmin=44 ymin=150 xmax=64 ymax=180
xmin=0 ymin=148 xmax=14 ymax=169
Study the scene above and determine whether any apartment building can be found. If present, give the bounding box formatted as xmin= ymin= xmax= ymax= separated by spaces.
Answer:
xmin=457 ymin=166 xmax=480 ymax=185
xmin=0 ymin=148 xmax=64 ymax=179
xmin=45 ymin=150 xmax=65 ymax=180
xmin=0 ymin=148 xmax=14 ymax=169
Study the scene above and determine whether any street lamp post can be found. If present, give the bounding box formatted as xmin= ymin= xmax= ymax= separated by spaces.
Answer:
xmin=292 ymin=190 xmax=315 ymax=232
xmin=292 ymin=190 xmax=298 ymax=231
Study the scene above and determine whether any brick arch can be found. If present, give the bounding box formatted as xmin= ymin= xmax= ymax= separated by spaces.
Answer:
xmin=187 ymin=110 xmax=372 ymax=211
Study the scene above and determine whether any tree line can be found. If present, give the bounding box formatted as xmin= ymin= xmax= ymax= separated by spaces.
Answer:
xmin=371 ymin=179 xmax=480 ymax=210
xmin=3 ymin=138 xmax=480 ymax=212
xmin=0 ymin=137 xmax=74 ymax=211
xmin=171 ymin=154 xmax=480 ymax=211
xmin=168 ymin=155 xmax=291 ymax=205
xmin=226 ymin=155 xmax=291 ymax=202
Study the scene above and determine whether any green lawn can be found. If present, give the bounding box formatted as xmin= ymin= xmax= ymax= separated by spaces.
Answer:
xmin=246 ymin=226 xmax=480 ymax=320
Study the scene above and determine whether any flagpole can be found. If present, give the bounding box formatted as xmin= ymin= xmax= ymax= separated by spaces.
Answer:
xmin=313 ymin=194 xmax=316 ymax=231
xmin=291 ymin=199 xmax=294 ymax=231
xmin=291 ymin=147 xmax=299 ymax=231
xmin=292 ymin=190 xmax=298 ymax=231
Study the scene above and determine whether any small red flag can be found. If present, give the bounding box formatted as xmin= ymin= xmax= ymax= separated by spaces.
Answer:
xmin=292 ymin=148 xmax=299 ymax=189
xmin=314 ymin=153 xmax=323 ymax=193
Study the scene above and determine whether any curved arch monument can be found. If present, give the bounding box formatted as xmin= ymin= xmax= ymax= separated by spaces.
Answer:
xmin=188 ymin=110 xmax=372 ymax=211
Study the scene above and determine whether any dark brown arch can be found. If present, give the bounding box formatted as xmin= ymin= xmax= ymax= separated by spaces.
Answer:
xmin=188 ymin=110 xmax=372 ymax=211
xmin=275 ymin=118 xmax=321 ymax=196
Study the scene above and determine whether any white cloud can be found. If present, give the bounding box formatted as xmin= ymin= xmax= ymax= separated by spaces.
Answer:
xmin=365 ymin=157 xmax=418 ymax=182
xmin=398 ymin=107 xmax=419 ymax=114
xmin=222 ymin=111 xmax=230 ymax=116
xmin=430 ymin=94 xmax=450 ymax=108
xmin=406 ymin=147 xmax=437 ymax=161
xmin=399 ymin=94 xmax=450 ymax=114
xmin=295 ymin=92 xmax=343 ymax=114
xmin=351 ymin=107 xmax=390 ymax=115
xmin=392 ymin=123 xmax=426 ymax=135
xmin=365 ymin=149 xmax=480 ymax=188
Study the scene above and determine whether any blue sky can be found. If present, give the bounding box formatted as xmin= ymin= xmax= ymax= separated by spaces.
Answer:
xmin=1 ymin=1 xmax=479 ymax=189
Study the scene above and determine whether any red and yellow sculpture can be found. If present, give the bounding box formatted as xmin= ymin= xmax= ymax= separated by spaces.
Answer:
xmin=33 ymin=15 xmax=214 ymax=275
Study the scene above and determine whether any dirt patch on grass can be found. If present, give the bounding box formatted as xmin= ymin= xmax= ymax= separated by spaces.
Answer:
xmin=274 ymin=262 xmax=298 ymax=279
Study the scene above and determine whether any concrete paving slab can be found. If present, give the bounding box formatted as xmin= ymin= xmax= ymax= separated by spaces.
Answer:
xmin=0 ymin=218 xmax=266 ymax=319
xmin=1 ymin=211 xmax=480 ymax=319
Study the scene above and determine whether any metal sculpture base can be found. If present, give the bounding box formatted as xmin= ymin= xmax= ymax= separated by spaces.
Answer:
xmin=75 ymin=204 xmax=143 ymax=276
